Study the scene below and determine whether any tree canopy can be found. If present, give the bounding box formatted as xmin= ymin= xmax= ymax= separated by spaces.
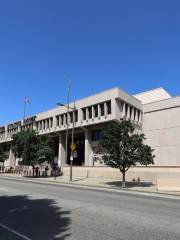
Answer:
xmin=11 ymin=130 xmax=54 ymax=172
xmin=95 ymin=120 xmax=155 ymax=187
xmin=0 ymin=144 xmax=8 ymax=171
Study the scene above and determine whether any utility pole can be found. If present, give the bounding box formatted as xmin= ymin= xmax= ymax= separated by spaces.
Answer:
xmin=23 ymin=97 xmax=30 ymax=122
xmin=65 ymin=81 xmax=70 ymax=165
xmin=70 ymin=100 xmax=76 ymax=182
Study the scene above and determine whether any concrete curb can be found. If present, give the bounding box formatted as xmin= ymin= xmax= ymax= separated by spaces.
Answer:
xmin=0 ymin=175 xmax=180 ymax=200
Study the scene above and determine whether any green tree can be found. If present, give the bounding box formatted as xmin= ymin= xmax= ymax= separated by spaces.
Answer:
xmin=95 ymin=120 xmax=155 ymax=187
xmin=11 ymin=130 xmax=54 ymax=176
xmin=0 ymin=145 xmax=8 ymax=172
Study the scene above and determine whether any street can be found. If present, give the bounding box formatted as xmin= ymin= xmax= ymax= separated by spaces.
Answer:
xmin=0 ymin=178 xmax=180 ymax=240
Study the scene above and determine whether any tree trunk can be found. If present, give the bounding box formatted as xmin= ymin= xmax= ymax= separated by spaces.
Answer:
xmin=32 ymin=166 xmax=35 ymax=177
xmin=122 ymin=171 xmax=126 ymax=188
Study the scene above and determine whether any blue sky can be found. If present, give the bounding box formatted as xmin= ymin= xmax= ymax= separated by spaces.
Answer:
xmin=0 ymin=0 xmax=180 ymax=125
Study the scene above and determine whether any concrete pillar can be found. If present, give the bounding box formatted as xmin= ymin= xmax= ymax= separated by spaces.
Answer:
xmin=104 ymin=102 xmax=107 ymax=116
xmin=127 ymin=105 xmax=130 ymax=120
xmin=85 ymin=129 xmax=93 ymax=166
xmin=4 ymin=148 xmax=15 ymax=169
xmin=58 ymin=132 xmax=66 ymax=167
xmin=63 ymin=114 xmax=66 ymax=126
xmin=139 ymin=111 xmax=142 ymax=124
xmin=122 ymin=102 xmax=126 ymax=119
xmin=135 ymin=109 xmax=138 ymax=123
xmin=131 ymin=107 xmax=134 ymax=121
xmin=92 ymin=106 xmax=95 ymax=119
xmin=98 ymin=104 xmax=101 ymax=118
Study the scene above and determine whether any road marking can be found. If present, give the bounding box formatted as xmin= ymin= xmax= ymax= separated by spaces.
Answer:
xmin=0 ymin=223 xmax=32 ymax=240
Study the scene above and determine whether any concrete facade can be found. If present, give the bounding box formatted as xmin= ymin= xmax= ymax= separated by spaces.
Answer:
xmin=0 ymin=86 xmax=180 ymax=175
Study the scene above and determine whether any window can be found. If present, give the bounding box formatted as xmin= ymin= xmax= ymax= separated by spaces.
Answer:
xmin=94 ymin=105 xmax=98 ymax=118
xmin=92 ymin=130 xmax=101 ymax=141
xmin=39 ymin=121 xmax=42 ymax=130
xmin=60 ymin=115 xmax=64 ymax=125
xmin=88 ymin=106 xmax=92 ymax=119
xmin=43 ymin=120 xmax=46 ymax=129
xmin=134 ymin=109 xmax=136 ymax=120
xmin=82 ymin=108 xmax=86 ymax=120
xmin=106 ymin=101 xmax=111 ymax=115
xmin=125 ymin=104 xmax=128 ymax=116
xmin=47 ymin=119 xmax=49 ymax=128
xmin=64 ymin=114 xmax=67 ymax=124
xmin=100 ymin=103 xmax=104 ymax=116
xmin=75 ymin=110 xmax=78 ymax=122
xmin=69 ymin=112 xmax=73 ymax=123
xmin=50 ymin=118 xmax=53 ymax=128
xmin=130 ymin=106 xmax=132 ymax=118
xmin=56 ymin=116 xmax=59 ymax=126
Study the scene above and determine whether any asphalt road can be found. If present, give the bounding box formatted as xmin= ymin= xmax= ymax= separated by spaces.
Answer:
xmin=0 ymin=178 xmax=180 ymax=240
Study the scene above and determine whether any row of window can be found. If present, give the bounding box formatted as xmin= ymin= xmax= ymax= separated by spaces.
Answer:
xmin=122 ymin=102 xmax=141 ymax=123
xmin=56 ymin=110 xmax=78 ymax=127
xmin=36 ymin=117 xmax=53 ymax=131
xmin=82 ymin=101 xmax=111 ymax=121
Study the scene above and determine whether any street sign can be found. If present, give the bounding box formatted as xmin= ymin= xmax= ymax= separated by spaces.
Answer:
xmin=70 ymin=143 xmax=76 ymax=151
xmin=73 ymin=151 xmax=77 ymax=158
xmin=70 ymin=155 xmax=73 ymax=161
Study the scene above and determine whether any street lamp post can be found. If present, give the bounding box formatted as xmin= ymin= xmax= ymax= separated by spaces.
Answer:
xmin=57 ymin=101 xmax=76 ymax=182
xmin=70 ymin=101 xmax=76 ymax=181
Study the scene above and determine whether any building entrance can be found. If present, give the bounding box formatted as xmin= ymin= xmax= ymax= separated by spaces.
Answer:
xmin=67 ymin=134 xmax=85 ymax=166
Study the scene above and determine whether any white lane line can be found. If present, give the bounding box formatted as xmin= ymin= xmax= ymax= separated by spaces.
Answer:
xmin=0 ymin=223 xmax=32 ymax=240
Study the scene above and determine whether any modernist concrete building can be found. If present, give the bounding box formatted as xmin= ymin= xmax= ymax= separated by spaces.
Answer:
xmin=0 ymin=86 xmax=180 ymax=183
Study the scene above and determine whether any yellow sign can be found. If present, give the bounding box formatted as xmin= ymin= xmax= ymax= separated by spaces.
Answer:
xmin=70 ymin=143 xmax=76 ymax=151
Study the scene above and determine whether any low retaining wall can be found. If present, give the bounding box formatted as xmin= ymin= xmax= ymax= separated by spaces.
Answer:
xmin=62 ymin=166 xmax=180 ymax=185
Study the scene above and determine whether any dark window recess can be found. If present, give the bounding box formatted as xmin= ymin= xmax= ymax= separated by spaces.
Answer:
xmin=88 ymin=107 xmax=92 ymax=119
xmin=50 ymin=118 xmax=53 ymax=128
xmin=106 ymin=101 xmax=111 ymax=115
xmin=60 ymin=115 xmax=64 ymax=125
xmin=69 ymin=112 xmax=73 ymax=123
xmin=56 ymin=116 xmax=59 ymax=126
xmin=47 ymin=120 xmax=49 ymax=128
xmin=92 ymin=130 xmax=102 ymax=141
xmin=94 ymin=105 xmax=98 ymax=118
xmin=75 ymin=110 xmax=78 ymax=122
xmin=65 ymin=114 xmax=67 ymax=124
xmin=134 ymin=109 xmax=136 ymax=120
xmin=100 ymin=103 xmax=105 ymax=116
xmin=137 ymin=110 xmax=141 ymax=121
xmin=130 ymin=106 xmax=132 ymax=118
xmin=125 ymin=104 xmax=128 ymax=116
xmin=82 ymin=108 xmax=86 ymax=120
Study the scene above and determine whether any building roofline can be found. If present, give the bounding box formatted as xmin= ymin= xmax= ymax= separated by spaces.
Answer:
xmin=134 ymin=87 xmax=172 ymax=97
xmin=143 ymin=94 xmax=180 ymax=106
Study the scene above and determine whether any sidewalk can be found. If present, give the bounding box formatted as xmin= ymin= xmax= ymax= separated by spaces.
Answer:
xmin=1 ymin=173 xmax=180 ymax=198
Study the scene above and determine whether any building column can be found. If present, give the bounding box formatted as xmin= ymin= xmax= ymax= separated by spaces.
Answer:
xmin=58 ymin=132 xmax=66 ymax=167
xmin=4 ymin=147 xmax=15 ymax=169
xmin=131 ymin=107 xmax=134 ymax=121
xmin=104 ymin=102 xmax=107 ymax=116
xmin=122 ymin=102 xmax=126 ymax=119
xmin=127 ymin=104 xmax=131 ymax=120
xmin=98 ymin=104 xmax=101 ymax=118
xmin=85 ymin=129 xmax=93 ymax=166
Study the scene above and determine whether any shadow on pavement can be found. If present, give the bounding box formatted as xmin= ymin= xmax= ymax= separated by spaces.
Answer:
xmin=0 ymin=195 xmax=71 ymax=240
xmin=105 ymin=181 xmax=155 ymax=188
